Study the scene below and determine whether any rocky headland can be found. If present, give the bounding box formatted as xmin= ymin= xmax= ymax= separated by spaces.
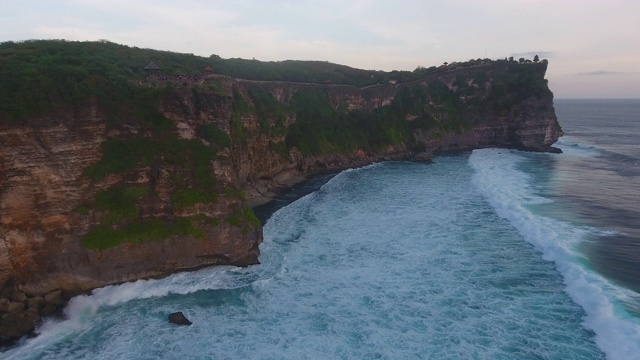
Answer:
xmin=0 ymin=40 xmax=562 ymax=344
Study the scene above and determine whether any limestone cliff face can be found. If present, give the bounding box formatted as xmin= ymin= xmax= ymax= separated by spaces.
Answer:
xmin=0 ymin=104 xmax=260 ymax=295
xmin=0 ymin=60 xmax=561 ymax=342
xmin=231 ymin=62 xmax=562 ymax=201
xmin=0 ymin=104 xmax=105 ymax=291
xmin=413 ymin=95 xmax=562 ymax=154
xmin=0 ymin=93 xmax=262 ymax=343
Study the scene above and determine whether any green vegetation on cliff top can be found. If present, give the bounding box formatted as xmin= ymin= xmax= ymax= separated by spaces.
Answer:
xmin=0 ymin=39 xmax=548 ymax=123
xmin=0 ymin=39 xmax=380 ymax=122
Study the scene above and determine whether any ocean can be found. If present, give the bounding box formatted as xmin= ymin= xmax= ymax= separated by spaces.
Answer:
xmin=3 ymin=99 xmax=639 ymax=359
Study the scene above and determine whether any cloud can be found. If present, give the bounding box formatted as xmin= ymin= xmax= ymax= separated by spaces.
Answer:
xmin=577 ymin=70 xmax=635 ymax=76
xmin=511 ymin=51 xmax=556 ymax=59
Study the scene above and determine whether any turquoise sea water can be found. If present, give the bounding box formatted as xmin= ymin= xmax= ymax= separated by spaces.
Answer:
xmin=3 ymin=99 xmax=640 ymax=359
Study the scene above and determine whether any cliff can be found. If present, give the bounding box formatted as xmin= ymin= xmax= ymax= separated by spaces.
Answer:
xmin=0 ymin=41 xmax=561 ymax=343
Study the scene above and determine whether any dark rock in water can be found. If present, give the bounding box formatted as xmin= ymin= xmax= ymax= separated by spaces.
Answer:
xmin=412 ymin=151 xmax=433 ymax=162
xmin=548 ymin=146 xmax=563 ymax=154
xmin=168 ymin=312 xmax=192 ymax=326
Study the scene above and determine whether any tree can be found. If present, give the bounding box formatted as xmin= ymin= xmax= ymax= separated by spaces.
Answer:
xmin=519 ymin=58 xmax=525 ymax=64
xmin=533 ymin=55 xmax=539 ymax=62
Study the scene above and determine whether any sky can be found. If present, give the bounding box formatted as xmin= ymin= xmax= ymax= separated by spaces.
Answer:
xmin=1 ymin=0 xmax=639 ymax=98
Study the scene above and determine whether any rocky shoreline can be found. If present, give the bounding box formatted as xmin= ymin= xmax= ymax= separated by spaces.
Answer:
xmin=0 ymin=161 xmax=405 ymax=348
xmin=0 ymin=144 xmax=563 ymax=348
xmin=0 ymin=58 xmax=563 ymax=347
xmin=251 ymin=172 xmax=338 ymax=224
xmin=0 ymin=288 xmax=67 ymax=347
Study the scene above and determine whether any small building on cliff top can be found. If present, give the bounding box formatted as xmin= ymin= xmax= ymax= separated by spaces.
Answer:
xmin=144 ymin=61 xmax=162 ymax=72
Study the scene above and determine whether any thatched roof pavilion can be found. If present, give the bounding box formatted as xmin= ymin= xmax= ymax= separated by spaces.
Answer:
xmin=143 ymin=61 xmax=161 ymax=71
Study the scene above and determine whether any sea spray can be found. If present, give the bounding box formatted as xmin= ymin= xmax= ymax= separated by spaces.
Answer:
xmin=4 ymin=266 xmax=253 ymax=359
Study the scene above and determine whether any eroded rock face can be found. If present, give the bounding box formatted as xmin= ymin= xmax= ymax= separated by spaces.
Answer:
xmin=0 ymin=61 xmax=561 ymax=343
xmin=236 ymin=63 xmax=562 ymax=201
xmin=413 ymin=96 xmax=562 ymax=154
xmin=0 ymin=99 xmax=263 ymax=343
xmin=0 ymin=109 xmax=104 ymax=290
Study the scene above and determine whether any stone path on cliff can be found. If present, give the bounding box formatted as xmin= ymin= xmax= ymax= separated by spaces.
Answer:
xmin=141 ymin=61 xmax=495 ymax=92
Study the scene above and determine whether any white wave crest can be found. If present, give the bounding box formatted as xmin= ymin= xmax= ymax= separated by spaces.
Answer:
xmin=555 ymin=138 xmax=602 ymax=157
xmin=469 ymin=148 xmax=640 ymax=360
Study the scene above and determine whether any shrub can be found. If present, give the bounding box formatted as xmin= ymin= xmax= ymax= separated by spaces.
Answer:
xmin=95 ymin=185 xmax=149 ymax=224
xmin=226 ymin=206 xmax=261 ymax=233
xmin=171 ymin=188 xmax=217 ymax=210
xmin=196 ymin=123 xmax=231 ymax=148
xmin=82 ymin=217 xmax=205 ymax=250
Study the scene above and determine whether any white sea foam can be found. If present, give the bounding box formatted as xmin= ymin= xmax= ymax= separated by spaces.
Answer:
xmin=470 ymin=148 xmax=640 ymax=360
xmin=4 ymin=158 xmax=611 ymax=359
